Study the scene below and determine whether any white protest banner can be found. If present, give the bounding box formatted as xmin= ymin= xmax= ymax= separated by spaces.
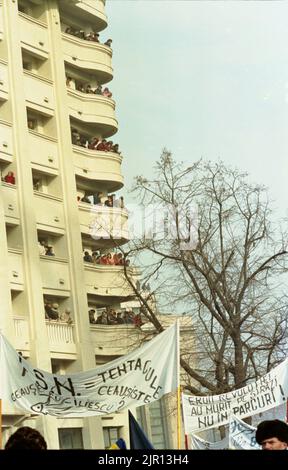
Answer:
xmin=0 ymin=324 xmax=178 ymax=417
xmin=182 ymin=356 xmax=288 ymax=433
xmin=229 ymin=415 xmax=260 ymax=450
xmin=190 ymin=433 xmax=228 ymax=450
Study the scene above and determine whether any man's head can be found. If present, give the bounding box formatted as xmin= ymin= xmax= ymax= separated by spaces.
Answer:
xmin=5 ymin=426 xmax=47 ymax=450
xmin=256 ymin=420 xmax=288 ymax=450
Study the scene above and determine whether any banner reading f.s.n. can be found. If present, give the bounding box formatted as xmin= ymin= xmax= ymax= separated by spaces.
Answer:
xmin=0 ymin=323 xmax=178 ymax=417
xmin=182 ymin=357 xmax=288 ymax=433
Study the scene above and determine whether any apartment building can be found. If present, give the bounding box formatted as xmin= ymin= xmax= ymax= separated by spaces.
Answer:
xmin=0 ymin=0 xmax=143 ymax=449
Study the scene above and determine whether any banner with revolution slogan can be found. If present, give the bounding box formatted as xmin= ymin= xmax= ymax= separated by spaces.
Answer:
xmin=190 ymin=433 xmax=228 ymax=450
xmin=229 ymin=415 xmax=260 ymax=450
xmin=0 ymin=324 xmax=178 ymax=417
xmin=182 ymin=356 xmax=288 ymax=433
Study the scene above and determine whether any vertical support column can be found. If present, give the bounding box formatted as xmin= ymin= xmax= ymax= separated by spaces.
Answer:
xmin=46 ymin=0 xmax=104 ymax=448
xmin=2 ymin=0 xmax=59 ymax=448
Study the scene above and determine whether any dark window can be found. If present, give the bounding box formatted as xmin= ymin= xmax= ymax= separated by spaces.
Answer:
xmin=58 ymin=428 xmax=84 ymax=449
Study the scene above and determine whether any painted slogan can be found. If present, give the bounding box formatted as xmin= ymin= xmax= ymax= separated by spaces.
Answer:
xmin=0 ymin=324 xmax=178 ymax=417
xmin=182 ymin=357 xmax=288 ymax=433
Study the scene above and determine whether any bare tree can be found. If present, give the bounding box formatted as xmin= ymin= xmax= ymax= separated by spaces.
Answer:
xmin=121 ymin=149 xmax=288 ymax=396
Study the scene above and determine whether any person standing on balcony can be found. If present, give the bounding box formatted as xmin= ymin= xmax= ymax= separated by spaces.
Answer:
xmin=104 ymin=39 xmax=112 ymax=47
xmin=60 ymin=308 xmax=73 ymax=324
xmin=4 ymin=171 xmax=16 ymax=184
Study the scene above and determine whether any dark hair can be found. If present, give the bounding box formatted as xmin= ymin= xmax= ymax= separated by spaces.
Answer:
xmin=256 ymin=420 xmax=288 ymax=445
xmin=5 ymin=426 xmax=47 ymax=450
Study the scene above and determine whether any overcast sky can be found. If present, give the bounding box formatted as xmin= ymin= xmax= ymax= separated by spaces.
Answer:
xmin=105 ymin=0 xmax=288 ymax=216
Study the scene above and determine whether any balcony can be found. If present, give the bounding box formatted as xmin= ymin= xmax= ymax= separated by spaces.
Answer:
xmin=0 ymin=61 xmax=8 ymax=101
xmin=78 ymin=204 xmax=129 ymax=248
xmin=19 ymin=13 xmax=49 ymax=59
xmin=34 ymin=193 xmax=65 ymax=234
xmin=0 ymin=121 xmax=13 ymax=163
xmin=59 ymin=0 xmax=107 ymax=31
xmin=24 ymin=72 xmax=54 ymax=116
xmin=46 ymin=321 xmax=77 ymax=359
xmin=40 ymin=256 xmax=71 ymax=296
xmin=8 ymin=249 xmax=24 ymax=291
xmin=90 ymin=324 xmax=143 ymax=357
xmin=28 ymin=132 xmax=59 ymax=174
xmin=67 ymin=90 xmax=117 ymax=136
xmin=13 ymin=317 xmax=30 ymax=354
xmin=62 ymin=33 xmax=113 ymax=83
xmin=73 ymin=146 xmax=123 ymax=192
xmin=2 ymin=183 xmax=20 ymax=226
xmin=84 ymin=264 xmax=138 ymax=301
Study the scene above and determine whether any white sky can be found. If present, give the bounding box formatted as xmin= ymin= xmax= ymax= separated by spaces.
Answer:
xmin=106 ymin=0 xmax=288 ymax=216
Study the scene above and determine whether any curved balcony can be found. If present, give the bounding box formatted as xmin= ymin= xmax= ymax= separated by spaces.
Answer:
xmin=0 ymin=61 xmax=8 ymax=102
xmin=28 ymin=131 xmax=59 ymax=173
xmin=19 ymin=13 xmax=49 ymax=59
xmin=0 ymin=121 xmax=13 ymax=163
xmin=8 ymin=249 xmax=24 ymax=291
xmin=68 ymin=90 xmax=117 ymax=136
xmin=73 ymin=146 xmax=123 ymax=192
xmin=39 ymin=256 xmax=71 ymax=296
xmin=78 ymin=203 xmax=129 ymax=248
xmin=60 ymin=0 xmax=107 ymax=32
xmin=84 ymin=264 xmax=139 ymax=301
xmin=62 ymin=33 xmax=113 ymax=83
xmin=1 ymin=183 xmax=19 ymax=226
xmin=24 ymin=72 xmax=54 ymax=116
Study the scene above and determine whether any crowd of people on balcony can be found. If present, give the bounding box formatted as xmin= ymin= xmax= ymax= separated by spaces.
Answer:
xmin=78 ymin=192 xmax=124 ymax=208
xmin=71 ymin=129 xmax=121 ymax=155
xmin=2 ymin=171 xmax=16 ymax=185
xmin=66 ymin=77 xmax=113 ymax=98
xmin=88 ymin=307 xmax=144 ymax=327
xmin=83 ymin=250 xmax=130 ymax=266
xmin=64 ymin=26 xmax=112 ymax=48
xmin=44 ymin=301 xmax=73 ymax=324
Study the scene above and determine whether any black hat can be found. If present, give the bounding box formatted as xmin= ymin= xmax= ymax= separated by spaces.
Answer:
xmin=256 ymin=420 xmax=288 ymax=444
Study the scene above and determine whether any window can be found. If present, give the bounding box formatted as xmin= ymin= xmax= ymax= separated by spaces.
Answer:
xmin=103 ymin=427 xmax=120 ymax=449
xmin=58 ymin=428 xmax=83 ymax=449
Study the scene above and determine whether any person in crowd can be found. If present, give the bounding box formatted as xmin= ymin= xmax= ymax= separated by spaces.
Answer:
xmin=106 ymin=253 xmax=114 ymax=265
xmin=45 ymin=302 xmax=59 ymax=320
xmin=114 ymin=196 xmax=124 ymax=209
xmin=38 ymin=241 xmax=46 ymax=256
xmin=4 ymin=171 xmax=15 ymax=184
xmin=107 ymin=309 xmax=118 ymax=324
xmin=104 ymin=195 xmax=113 ymax=207
xmin=256 ymin=420 xmax=288 ymax=450
xmin=83 ymin=251 xmax=93 ymax=263
xmin=88 ymin=309 xmax=96 ymax=324
xmin=80 ymin=137 xmax=88 ymax=148
xmin=102 ymin=87 xmax=112 ymax=98
xmin=112 ymin=143 xmax=120 ymax=154
xmin=95 ymin=310 xmax=107 ymax=324
xmin=85 ymin=84 xmax=94 ymax=94
xmin=104 ymin=39 xmax=112 ymax=47
xmin=60 ymin=308 xmax=73 ymax=324
xmin=94 ymin=84 xmax=102 ymax=95
xmin=91 ymin=251 xmax=100 ymax=264
xmin=116 ymin=311 xmax=124 ymax=324
xmin=105 ymin=141 xmax=113 ymax=152
xmin=76 ymin=83 xmax=85 ymax=93
xmin=66 ymin=76 xmax=75 ymax=89
xmin=71 ymin=129 xmax=81 ymax=145
xmin=5 ymin=426 xmax=47 ymax=450
xmin=74 ymin=29 xmax=85 ymax=39
xmin=45 ymin=246 xmax=55 ymax=256
xmin=81 ymin=192 xmax=91 ymax=204
xmin=96 ymin=139 xmax=108 ymax=151
xmin=93 ymin=191 xmax=101 ymax=205
xmin=88 ymin=137 xmax=99 ymax=150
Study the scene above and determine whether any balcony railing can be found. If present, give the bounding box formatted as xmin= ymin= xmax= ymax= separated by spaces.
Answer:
xmin=0 ymin=121 xmax=13 ymax=163
xmin=73 ymin=146 xmax=123 ymax=192
xmin=84 ymin=264 xmax=140 ymax=299
xmin=67 ymin=90 xmax=117 ymax=136
xmin=46 ymin=321 xmax=77 ymax=358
